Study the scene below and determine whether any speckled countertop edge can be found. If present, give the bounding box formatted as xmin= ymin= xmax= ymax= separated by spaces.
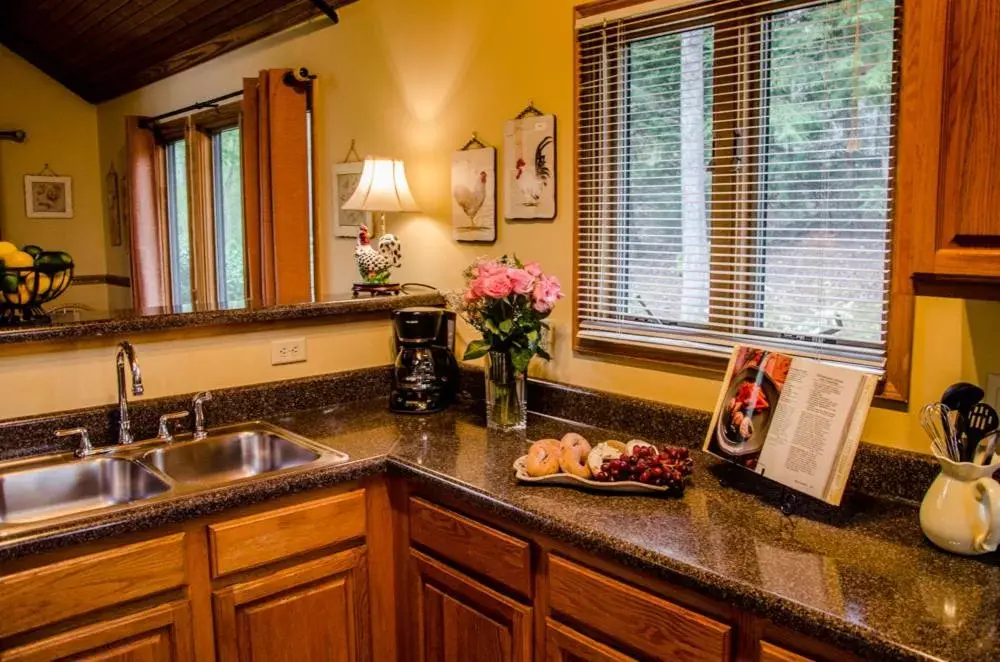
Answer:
xmin=0 ymin=291 xmax=443 ymax=345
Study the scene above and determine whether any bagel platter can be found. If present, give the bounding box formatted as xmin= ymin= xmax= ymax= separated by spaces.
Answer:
xmin=514 ymin=433 xmax=694 ymax=496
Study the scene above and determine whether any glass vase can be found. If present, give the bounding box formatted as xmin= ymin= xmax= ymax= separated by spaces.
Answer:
xmin=485 ymin=351 xmax=527 ymax=431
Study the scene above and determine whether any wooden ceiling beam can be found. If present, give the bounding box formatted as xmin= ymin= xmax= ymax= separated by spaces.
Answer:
xmin=0 ymin=0 xmax=358 ymax=104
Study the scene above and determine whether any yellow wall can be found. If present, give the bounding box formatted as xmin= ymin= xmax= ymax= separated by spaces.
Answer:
xmin=0 ymin=46 xmax=116 ymax=310
xmin=0 ymin=319 xmax=395 ymax=420
xmin=0 ymin=0 xmax=992 ymax=452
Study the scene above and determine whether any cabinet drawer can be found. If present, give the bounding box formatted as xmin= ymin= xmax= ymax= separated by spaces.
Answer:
xmin=409 ymin=497 xmax=532 ymax=596
xmin=547 ymin=555 xmax=732 ymax=662
xmin=0 ymin=533 xmax=187 ymax=639
xmin=208 ymin=490 xmax=366 ymax=577
xmin=760 ymin=642 xmax=814 ymax=662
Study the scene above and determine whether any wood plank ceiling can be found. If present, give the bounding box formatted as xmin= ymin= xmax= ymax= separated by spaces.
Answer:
xmin=0 ymin=0 xmax=354 ymax=104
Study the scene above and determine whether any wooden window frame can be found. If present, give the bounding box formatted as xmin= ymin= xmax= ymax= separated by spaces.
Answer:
xmin=154 ymin=102 xmax=243 ymax=310
xmin=573 ymin=0 xmax=913 ymax=404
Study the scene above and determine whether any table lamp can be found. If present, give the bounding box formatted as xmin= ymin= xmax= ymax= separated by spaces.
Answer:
xmin=342 ymin=157 xmax=419 ymax=297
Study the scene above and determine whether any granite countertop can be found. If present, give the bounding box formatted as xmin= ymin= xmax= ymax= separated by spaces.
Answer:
xmin=0 ymin=290 xmax=444 ymax=344
xmin=2 ymin=399 xmax=997 ymax=662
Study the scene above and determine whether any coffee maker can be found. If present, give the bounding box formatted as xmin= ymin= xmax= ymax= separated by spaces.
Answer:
xmin=390 ymin=307 xmax=459 ymax=413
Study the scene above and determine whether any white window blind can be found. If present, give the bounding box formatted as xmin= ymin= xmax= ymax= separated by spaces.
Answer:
xmin=576 ymin=0 xmax=900 ymax=371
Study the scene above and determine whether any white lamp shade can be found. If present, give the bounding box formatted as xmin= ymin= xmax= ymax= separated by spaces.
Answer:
xmin=342 ymin=157 xmax=419 ymax=213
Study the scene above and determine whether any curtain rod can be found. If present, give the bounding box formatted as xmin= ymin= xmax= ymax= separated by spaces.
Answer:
xmin=140 ymin=90 xmax=243 ymax=128
xmin=309 ymin=0 xmax=340 ymax=24
xmin=0 ymin=130 xmax=27 ymax=143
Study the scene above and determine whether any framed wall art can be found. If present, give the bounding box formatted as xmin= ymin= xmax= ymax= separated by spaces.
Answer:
xmin=333 ymin=161 xmax=373 ymax=238
xmin=452 ymin=134 xmax=497 ymax=243
xmin=503 ymin=103 xmax=556 ymax=220
xmin=24 ymin=172 xmax=73 ymax=219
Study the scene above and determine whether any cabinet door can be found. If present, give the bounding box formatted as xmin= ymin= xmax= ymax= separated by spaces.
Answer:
xmin=0 ymin=601 xmax=194 ymax=662
xmin=408 ymin=549 xmax=531 ymax=662
xmin=212 ymin=546 xmax=369 ymax=662
xmin=901 ymin=0 xmax=1000 ymax=279
xmin=544 ymin=619 xmax=635 ymax=662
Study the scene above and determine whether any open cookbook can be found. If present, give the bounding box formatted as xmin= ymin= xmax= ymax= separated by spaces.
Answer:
xmin=703 ymin=345 xmax=879 ymax=505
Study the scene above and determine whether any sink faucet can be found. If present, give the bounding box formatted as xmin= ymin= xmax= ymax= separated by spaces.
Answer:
xmin=192 ymin=391 xmax=213 ymax=440
xmin=116 ymin=340 xmax=144 ymax=445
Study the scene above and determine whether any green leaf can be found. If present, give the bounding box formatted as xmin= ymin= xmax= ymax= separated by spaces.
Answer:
xmin=512 ymin=347 xmax=532 ymax=373
xmin=536 ymin=347 xmax=551 ymax=361
xmin=499 ymin=319 xmax=513 ymax=334
xmin=463 ymin=340 xmax=491 ymax=361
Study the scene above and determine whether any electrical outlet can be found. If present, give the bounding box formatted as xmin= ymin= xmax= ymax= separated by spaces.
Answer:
xmin=271 ymin=338 xmax=307 ymax=365
xmin=986 ymin=374 xmax=1000 ymax=411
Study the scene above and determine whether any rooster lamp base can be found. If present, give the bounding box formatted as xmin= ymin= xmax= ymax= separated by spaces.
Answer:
xmin=352 ymin=282 xmax=401 ymax=298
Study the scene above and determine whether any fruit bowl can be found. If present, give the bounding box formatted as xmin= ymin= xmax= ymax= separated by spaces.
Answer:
xmin=0 ymin=250 xmax=74 ymax=325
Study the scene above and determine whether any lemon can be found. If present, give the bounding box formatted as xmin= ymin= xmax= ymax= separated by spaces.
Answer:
xmin=0 ymin=241 xmax=17 ymax=257
xmin=26 ymin=272 xmax=51 ymax=295
xmin=4 ymin=284 xmax=30 ymax=305
xmin=51 ymin=270 xmax=69 ymax=290
xmin=4 ymin=251 xmax=34 ymax=269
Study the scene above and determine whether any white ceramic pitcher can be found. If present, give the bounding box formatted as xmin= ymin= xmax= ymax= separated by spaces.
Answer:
xmin=920 ymin=450 xmax=1000 ymax=555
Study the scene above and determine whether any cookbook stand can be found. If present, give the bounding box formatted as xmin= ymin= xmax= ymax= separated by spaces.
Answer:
xmin=717 ymin=473 xmax=801 ymax=517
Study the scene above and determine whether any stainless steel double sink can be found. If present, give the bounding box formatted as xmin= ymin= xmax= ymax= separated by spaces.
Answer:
xmin=0 ymin=422 xmax=348 ymax=532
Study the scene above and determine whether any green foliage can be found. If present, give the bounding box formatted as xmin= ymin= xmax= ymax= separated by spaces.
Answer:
xmin=622 ymin=0 xmax=896 ymax=344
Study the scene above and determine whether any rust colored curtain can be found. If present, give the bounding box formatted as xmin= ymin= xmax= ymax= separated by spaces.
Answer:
xmin=125 ymin=117 xmax=170 ymax=310
xmin=241 ymin=69 xmax=313 ymax=306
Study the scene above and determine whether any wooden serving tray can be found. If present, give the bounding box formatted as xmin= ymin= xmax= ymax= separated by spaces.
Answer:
xmin=513 ymin=456 xmax=670 ymax=494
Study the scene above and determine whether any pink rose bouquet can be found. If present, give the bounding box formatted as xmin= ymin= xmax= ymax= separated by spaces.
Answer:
xmin=455 ymin=255 xmax=562 ymax=373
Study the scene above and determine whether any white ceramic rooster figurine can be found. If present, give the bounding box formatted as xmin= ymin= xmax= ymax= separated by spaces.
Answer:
xmin=354 ymin=224 xmax=402 ymax=285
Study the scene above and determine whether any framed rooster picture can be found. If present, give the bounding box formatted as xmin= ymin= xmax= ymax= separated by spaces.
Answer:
xmin=452 ymin=146 xmax=497 ymax=243
xmin=503 ymin=114 xmax=556 ymax=220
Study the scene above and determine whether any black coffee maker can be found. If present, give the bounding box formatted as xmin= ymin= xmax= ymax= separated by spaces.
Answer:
xmin=390 ymin=307 xmax=459 ymax=413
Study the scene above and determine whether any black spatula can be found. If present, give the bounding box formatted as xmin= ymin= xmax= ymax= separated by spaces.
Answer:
xmin=964 ymin=402 xmax=998 ymax=463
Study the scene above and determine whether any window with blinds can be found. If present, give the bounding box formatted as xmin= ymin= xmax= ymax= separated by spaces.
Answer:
xmin=575 ymin=0 xmax=900 ymax=372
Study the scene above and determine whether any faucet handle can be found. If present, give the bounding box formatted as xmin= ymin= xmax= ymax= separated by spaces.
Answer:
xmin=157 ymin=411 xmax=190 ymax=442
xmin=56 ymin=427 xmax=106 ymax=458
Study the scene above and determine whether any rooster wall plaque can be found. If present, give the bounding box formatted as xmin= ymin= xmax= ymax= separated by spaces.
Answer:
xmin=451 ymin=135 xmax=497 ymax=243
xmin=504 ymin=106 xmax=556 ymax=220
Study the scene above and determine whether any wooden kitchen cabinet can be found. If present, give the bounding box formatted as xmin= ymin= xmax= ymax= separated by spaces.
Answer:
xmin=212 ymin=547 xmax=370 ymax=662
xmin=899 ymin=0 xmax=1000 ymax=285
xmin=0 ymin=601 xmax=194 ymax=662
xmin=0 ymin=485 xmax=375 ymax=662
xmin=544 ymin=619 xmax=635 ymax=662
xmin=408 ymin=549 xmax=532 ymax=662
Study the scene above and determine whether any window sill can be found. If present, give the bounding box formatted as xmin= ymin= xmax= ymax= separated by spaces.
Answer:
xmin=574 ymin=335 xmax=909 ymax=408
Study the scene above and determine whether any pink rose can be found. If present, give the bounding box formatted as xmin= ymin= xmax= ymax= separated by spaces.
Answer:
xmin=463 ymin=288 xmax=478 ymax=303
xmin=476 ymin=260 xmax=505 ymax=278
xmin=532 ymin=275 xmax=563 ymax=313
xmin=481 ymin=271 xmax=514 ymax=299
xmin=507 ymin=268 xmax=535 ymax=295
xmin=469 ymin=276 xmax=487 ymax=298
xmin=523 ymin=261 xmax=542 ymax=277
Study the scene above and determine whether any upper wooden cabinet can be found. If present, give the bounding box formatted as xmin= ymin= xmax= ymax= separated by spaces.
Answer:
xmin=899 ymin=0 xmax=1000 ymax=284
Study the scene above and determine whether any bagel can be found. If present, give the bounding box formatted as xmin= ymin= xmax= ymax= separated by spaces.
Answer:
xmin=603 ymin=439 xmax=627 ymax=454
xmin=587 ymin=442 xmax=624 ymax=476
xmin=626 ymin=439 xmax=656 ymax=455
xmin=559 ymin=433 xmax=592 ymax=478
xmin=525 ymin=439 xmax=561 ymax=477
